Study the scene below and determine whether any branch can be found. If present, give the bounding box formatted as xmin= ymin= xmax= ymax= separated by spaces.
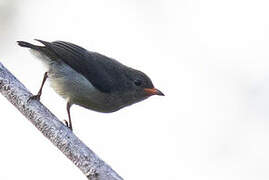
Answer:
xmin=0 ymin=62 xmax=123 ymax=180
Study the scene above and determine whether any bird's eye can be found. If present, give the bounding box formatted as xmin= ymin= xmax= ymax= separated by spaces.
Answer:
xmin=134 ymin=79 xmax=142 ymax=86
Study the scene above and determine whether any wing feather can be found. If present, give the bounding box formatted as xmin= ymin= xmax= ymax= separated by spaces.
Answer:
xmin=36 ymin=40 xmax=127 ymax=93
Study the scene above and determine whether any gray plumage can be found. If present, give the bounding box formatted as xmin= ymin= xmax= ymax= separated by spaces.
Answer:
xmin=17 ymin=39 xmax=164 ymax=130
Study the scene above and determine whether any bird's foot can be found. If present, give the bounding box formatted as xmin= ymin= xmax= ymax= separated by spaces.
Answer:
xmin=64 ymin=120 xmax=73 ymax=131
xmin=27 ymin=94 xmax=41 ymax=103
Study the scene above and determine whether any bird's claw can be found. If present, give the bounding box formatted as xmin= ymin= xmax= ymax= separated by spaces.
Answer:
xmin=27 ymin=94 xmax=41 ymax=103
xmin=64 ymin=120 xmax=73 ymax=131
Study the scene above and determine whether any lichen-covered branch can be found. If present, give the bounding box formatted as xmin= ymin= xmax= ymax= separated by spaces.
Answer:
xmin=0 ymin=62 xmax=123 ymax=180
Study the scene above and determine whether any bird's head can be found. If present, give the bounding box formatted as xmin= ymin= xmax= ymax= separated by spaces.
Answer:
xmin=117 ymin=68 xmax=164 ymax=107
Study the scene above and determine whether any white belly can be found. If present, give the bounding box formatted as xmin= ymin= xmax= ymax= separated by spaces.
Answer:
xmin=31 ymin=49 xmax=123 ymax=113
xmin=48 ymin=63 xmax=113 ymax=112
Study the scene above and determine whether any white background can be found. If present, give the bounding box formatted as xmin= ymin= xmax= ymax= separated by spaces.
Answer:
xmin=1 ymin=0 xmax=269 ymax=179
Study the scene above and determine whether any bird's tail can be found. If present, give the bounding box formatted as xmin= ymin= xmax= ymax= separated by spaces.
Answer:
xmin=17 ymin=41 xmax=41 ymax=50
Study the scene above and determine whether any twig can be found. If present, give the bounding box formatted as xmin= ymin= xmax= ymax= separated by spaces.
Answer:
xmin=0 ymin=62 xmax=123 ymax=180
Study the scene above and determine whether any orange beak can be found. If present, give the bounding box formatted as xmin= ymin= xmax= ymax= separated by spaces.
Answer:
xmin=144 ymin=88 xmax=165 ymax=96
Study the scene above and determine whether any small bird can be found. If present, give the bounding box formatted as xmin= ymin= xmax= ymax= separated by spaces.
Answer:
xmin=17 ymin=39 xmax=164 ymax=131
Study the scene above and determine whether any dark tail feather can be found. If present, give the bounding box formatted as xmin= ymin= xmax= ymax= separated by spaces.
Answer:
xmin=34 ymin=39 xmax=53 ymax=49
xmin=17 ymin=41 xmax=41 ymax=50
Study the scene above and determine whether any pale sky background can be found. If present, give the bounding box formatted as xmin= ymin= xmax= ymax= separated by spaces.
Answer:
xmin=1 ymin=0 xmax=269 ymax=179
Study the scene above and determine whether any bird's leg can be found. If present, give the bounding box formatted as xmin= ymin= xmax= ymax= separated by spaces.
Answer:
xmin=28 ymin=72 xmax=48 ymax=102
xmin=64 ymin=102 xmax=73 ymax=131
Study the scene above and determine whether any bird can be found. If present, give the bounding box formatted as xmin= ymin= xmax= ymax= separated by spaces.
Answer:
xmin=17 ymin=39 xmax=164 ymax=131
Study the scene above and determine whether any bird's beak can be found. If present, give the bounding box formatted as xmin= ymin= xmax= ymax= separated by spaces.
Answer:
xmin=144 ymin=88 xmax=165 ymax=96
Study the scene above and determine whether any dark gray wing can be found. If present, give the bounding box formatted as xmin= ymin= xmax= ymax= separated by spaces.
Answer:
xmin=36 ymin=39 xmax=128 ymax=93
